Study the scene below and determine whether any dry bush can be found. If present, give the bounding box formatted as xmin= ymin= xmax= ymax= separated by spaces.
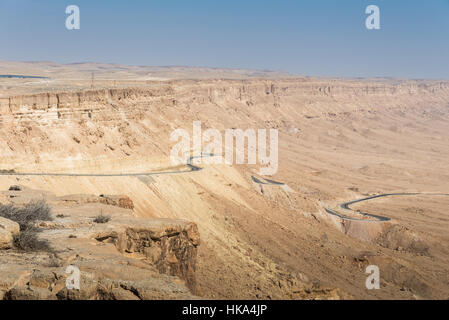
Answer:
xmin=93 ymin=214 xmax=111 ymax=224
xmin=0 ymin=200 xmax=53 ymax=252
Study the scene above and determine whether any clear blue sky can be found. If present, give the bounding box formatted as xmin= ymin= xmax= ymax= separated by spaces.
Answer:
xmin=1 ymin=0 xmax=448 ymax=78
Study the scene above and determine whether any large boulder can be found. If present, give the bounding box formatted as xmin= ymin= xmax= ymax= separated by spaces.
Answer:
xmin=98 ymin=195 xmax=134 ymax=210
xmin=0 ymin=229 xmax=13 ymax=249
xmin=0 ymin=217 xmax=20 ymax=249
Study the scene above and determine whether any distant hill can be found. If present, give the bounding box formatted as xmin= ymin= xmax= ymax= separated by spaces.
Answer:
xmin=0 ymin=60 xmax=293 ymax=81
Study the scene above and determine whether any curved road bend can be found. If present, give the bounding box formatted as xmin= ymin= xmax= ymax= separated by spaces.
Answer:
xmin=3 ymin=158 xmax=447 ymax=223
xmin=324 ymin=192 xmax=449 ymax=222
xmin=251 ymin=176 xmax=286 ymax=186
xmin=0 ymin=155 xmax=211 ymax=177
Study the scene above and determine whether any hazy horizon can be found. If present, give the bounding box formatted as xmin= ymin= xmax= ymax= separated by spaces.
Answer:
xmin=1 ymin=0 xmax=449 ymax=79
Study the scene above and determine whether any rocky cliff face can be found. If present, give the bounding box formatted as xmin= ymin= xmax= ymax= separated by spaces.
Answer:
xmin=1 ymin=79 xmax=448 ymax=125
xmin=0 ymin=186 xmax=200 ymax=300
xmin=0 ymin=78 xmax=448 ymax=170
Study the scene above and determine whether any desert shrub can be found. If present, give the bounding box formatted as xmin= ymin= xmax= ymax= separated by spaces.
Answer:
xmin=45 ymin=255 xmax=62 ymax=267
xmin=0 ymin=200 xmax=53 ymax=252
xmin=93 ymin=214 xmax=111 ymax=224
xmin=13 ymin=227 xmax=51 ymax=252
xmin=0 ymin=200 xmax=52 ymax=231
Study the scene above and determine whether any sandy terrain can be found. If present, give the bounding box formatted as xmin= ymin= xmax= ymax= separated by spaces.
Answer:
xmin=0 ymin=60 xmax=292 ymax=97
xmin=0 ymin=61 xmax=448 ymax=299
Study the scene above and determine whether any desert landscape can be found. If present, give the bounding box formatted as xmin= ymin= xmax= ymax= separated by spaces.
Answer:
xmin=0 ymin=60 xmax=448 ymax=300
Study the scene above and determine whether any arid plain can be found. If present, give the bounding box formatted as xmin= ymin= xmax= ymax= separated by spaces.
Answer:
xmin=0 ymin=61 xmax=448 ymax=300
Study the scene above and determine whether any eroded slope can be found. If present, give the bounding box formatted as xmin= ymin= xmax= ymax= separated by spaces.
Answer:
xmin=0 ymin=78 xmax=448 ymax=299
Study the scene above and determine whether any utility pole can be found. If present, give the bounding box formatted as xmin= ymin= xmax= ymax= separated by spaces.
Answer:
xmin=91 ymin=72 xmax=94 ymax=89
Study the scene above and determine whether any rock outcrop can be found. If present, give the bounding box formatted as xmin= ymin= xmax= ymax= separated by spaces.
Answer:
xmin=60 ymin=194 xmax=134 ymax=210
xmin=0 ymin=217 xmax=20 ymax=249
xmin=0 ymin=187 xmax=200 ymax=300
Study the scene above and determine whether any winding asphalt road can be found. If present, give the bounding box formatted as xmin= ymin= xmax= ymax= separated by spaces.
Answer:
xmin=324 ymin=192 xmax=449 ymax=222
xmin=0 ymin=155 xmax=209 ymax=177
xmin=251 ymin=176 xmax=286 ymax=186
xmin=3 ymin=158 xmax=447 ymax=223
xmin=250 ymin=175 xmax=448 ymax=223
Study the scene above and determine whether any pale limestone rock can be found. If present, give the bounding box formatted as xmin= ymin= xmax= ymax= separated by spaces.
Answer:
xmin=0 ymin=217 xmax=20 ymax=249
xmin=0 ymin=216 xmax=20 ymax=235
xmin=0 ymin=188 xmax=200 ymax=300
xmin=0 ymin=228 xmax=13 ymax=249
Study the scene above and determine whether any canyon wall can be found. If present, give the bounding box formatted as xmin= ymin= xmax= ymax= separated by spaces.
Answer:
xmin=1 ymin=79 xmax=448 ymax=126
xmin=0 ymin=78 xmax=447 ymax=173
xmin=0 ymin=78 xmax=449 ymax=299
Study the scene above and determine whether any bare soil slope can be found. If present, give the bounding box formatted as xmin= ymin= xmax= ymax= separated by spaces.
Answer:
xmin=0 ymin=73 xmax=448 ymax=299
